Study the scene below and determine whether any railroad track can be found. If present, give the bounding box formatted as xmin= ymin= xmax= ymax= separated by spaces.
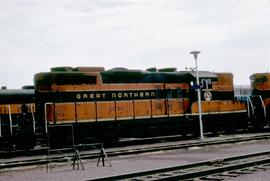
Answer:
xmin=1 ymin=133 xmax=270 ymax=170
xmin=90 ymin=150 xmax=270 ymax=181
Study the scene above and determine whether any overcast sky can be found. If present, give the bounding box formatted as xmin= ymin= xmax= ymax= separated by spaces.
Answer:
xmin=1 ymin=0 xmax=269 ymax=88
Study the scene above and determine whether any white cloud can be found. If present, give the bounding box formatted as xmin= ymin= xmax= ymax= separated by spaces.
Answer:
xmin=0 ymin=0 xmax=269 ymax=87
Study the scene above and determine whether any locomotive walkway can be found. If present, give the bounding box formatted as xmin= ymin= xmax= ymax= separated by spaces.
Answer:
xmin=1 ymin=133 xmax=270 ymax=180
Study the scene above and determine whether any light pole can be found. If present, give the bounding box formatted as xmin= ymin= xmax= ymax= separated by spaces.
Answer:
xmin=190 ymin=50 xmax=204 ymax=140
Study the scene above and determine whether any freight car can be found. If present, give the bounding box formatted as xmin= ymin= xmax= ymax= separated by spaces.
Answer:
xmin=0 ymin=86 xmax=36 ymax=150
xmin=34 ymin=67 xmax=264 ymax=147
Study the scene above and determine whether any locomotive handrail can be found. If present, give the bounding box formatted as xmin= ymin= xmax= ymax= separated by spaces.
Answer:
xmin=246 ymin=96 xmax=255 ymax=118
xmin=257 ymin=95 xmax=267 ymax=118
xmin=246 ymin=97 xmax=250 ymax=118
xmin=44 ymin=102 xmax=54 ymax=134
xmin=5 ymin=105 xmax=13 ymax=136
xmin=29 ymin=104 xmax=36 ymax=134
xmin=0 ymin=116 xmax=2 ymax=137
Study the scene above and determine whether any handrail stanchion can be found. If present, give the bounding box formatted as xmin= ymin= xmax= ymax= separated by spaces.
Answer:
xmin=0 ymin=115 xmax=2 ymax=137
xmin=246 ymin=96 xmax=255 ymax=117
xmin=29 ymin=104 xmax=36 ymax=134
xmin=6 ymin=105 xmax=12 ymax=136
xmin=44 ymin=102 xmax=53 ymax=173
xmin=246 ymin=96 xmax=250 ymax=118
xmin=44 ymin=103 xmax=53 ymax=134
xmin=258 ymin=95 xmax=267 ymax=118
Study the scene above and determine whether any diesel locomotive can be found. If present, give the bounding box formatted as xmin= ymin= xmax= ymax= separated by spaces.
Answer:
xmin=0 ymin=67 xmax=269 ymax=150
xmin=34 ymin=67 xmax=268 ymax=147
xmin=0 ymin=87 xmax=36 ymax=149
xmin=250 ymin=73 xmax=270 ymax=124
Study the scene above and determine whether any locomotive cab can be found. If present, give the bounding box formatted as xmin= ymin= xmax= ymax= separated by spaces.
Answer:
xmin=250 ymin=73 xmax=270 ymax=125
xmin=187 ymin=72 xmax=248 ymax=133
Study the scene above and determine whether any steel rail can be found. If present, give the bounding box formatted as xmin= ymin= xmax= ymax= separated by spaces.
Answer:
xmin=90 ymin=150 xmax=270 ymax=181
xmin=1 ymin=133 xmax=270 ymax=170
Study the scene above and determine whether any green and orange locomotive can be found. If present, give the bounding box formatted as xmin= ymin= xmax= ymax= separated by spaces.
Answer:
xmin=34 ymin=67 xmax=269 ymax=147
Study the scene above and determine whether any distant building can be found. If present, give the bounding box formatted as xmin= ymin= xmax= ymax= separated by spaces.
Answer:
xmin=234 ymin=85 xmax=251 ymax=96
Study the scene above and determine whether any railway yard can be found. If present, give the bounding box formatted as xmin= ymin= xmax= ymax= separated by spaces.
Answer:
xmin=1 ymin=132 xmax=270 ymax=181
xmin=1 ymin=68 xmax=269 ymax=180
xmin=2 ymin=0 xmax=270 ymax=180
